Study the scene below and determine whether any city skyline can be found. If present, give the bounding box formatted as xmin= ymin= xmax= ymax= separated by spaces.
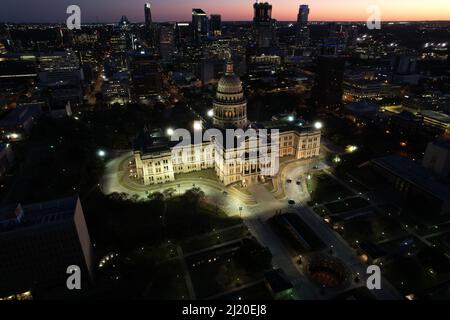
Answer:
xmin=1 ymin=0 xmax=450 ymax=23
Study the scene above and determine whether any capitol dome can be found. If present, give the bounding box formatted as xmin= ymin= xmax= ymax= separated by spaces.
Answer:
xmin=213 ymin=61 xmax=248 ymax=129
xmin=217 ymin=72 xmax=243 ymax=94
xmin=215 ymin=62 xmax=245 ymax=103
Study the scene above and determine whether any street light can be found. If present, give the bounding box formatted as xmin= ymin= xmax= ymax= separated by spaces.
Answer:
xmin=193 ymin=121 xmax=202 ymax=131
xmin=346 ymin=145 xmax=358 ymax=153
xmin=97 ymin=149 xmax=106 ymax=158
xmin=333 ymin=155 xmax=341 ymax=163
xmin=314 ymin=121 xmax=323 ymax=130
xmin=207 ymin=109 xmax=214 ymax=117
xmin=166 ymin=128 xmax=174 ymax=136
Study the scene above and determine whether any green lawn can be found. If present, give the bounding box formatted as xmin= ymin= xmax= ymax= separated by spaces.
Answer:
xmin=324 ymin=197 xmax=371 ymax=214
xmin=307 ymin=173 xmax=354 ymax=205
xmin=186 ymin=238 xmax=270 ymax=299
xmin=181 ymin=224 xmax=250 ymax=254
xmin=142 ymin=260 xmax=190 ymax=300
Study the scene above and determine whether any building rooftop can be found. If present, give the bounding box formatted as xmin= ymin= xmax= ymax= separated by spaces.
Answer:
xmin=0 ymin=105 xmax=41 ymax=128
xmin=372 ymin=155 xmax=450 ymax=202
xmin=431 ymin=138 xmax=450 ymax=150
xmin=133 ymin=129 xmax=178 ymax=154
xmin=344 ymin=101 xmax=380 ymax=114
xmin=420 ymin=110 xmax=450 ymax=124
xmin=192 ymin=9 xmax=206 ymax=15
xmin=0 ymin=197 xmax=78 ymax=233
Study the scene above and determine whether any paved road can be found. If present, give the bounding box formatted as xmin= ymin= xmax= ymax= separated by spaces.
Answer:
xmin=245 ymin=185 xmax=321 ymax=300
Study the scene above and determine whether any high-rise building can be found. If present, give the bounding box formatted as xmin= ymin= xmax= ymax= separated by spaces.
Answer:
xmin=192 ymin=9 xmax=209 ymax=41
xmin=159 ymin=23 xmax=175 ymax=62
xmin=175 ymin=22 xmax=192 ymax=47
xmin=210 ymin=14 xmax=222 ymax=37
xmin=314 ymin=55 xmax=345 ymax=107
xmin=144 ymin=3 xmax=152 ymax=28
xmin=0 ymin=197 xmax=93 ymax=297
xmin=128 ymin=50 xmax=162 ymax=100
xmin=298 ymin=4 xmax=310 ymax=25
xmin=110 ymin=32 xmax=128 ymax=54
xmin=253 ymin=2 xmax=275 ymax=50
xmin=118 ymin=15 xmax=131 ymax=30
xmin=296 ymin=4 xmax=310 ymax=46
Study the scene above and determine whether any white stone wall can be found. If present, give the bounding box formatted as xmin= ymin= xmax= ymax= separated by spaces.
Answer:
xmin=135 ymin=129 xmax=321 ymax=186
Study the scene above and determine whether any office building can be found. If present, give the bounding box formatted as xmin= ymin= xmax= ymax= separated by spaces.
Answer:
xmin=296 ymin=4 xmax=310 ymax=46
xmin=128 ymin=50 xmax=162 ymax=100
xmin=314 ymin=55 xmax=345 ymax=107
xmin=253 ymin=2 xmax=275 ymax=50
xmin=192 ymin=9 xmax=209 ymax=41
xmin=420 ymin=110 xmax=450 ymax=136
xmin=210 ymin=15 xmax=222 ymax=37
xmin=0 ymin=197 xmax=93 ymax=297
xmin=144 ymin=3 xmax=152 ymax=28
xmin=159 ymin=23 xmax=175 ymax=62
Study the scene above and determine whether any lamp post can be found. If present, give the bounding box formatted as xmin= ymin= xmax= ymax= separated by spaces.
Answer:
xmin=239 ymin=206 xmax=243 ymax=218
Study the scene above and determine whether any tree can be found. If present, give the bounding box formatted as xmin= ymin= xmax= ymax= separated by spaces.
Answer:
xmin=182 ymin=187 xmax=205 ymax=213
xmin=148 ymin=192 xmax=167 ymax=228
xmin=163 ymin=188 xmax=176 ymax=199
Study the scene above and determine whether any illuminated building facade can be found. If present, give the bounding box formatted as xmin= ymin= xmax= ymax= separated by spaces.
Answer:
xmin=134 ymin=62 xmax=321 ymax=186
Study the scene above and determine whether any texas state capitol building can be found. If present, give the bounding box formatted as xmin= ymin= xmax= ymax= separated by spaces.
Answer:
xmin=133 ymin=62 xmax=321 ymax=186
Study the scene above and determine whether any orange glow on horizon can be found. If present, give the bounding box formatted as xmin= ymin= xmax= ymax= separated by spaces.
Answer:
xmin=147 ymin=0 xmax=450 ymax=22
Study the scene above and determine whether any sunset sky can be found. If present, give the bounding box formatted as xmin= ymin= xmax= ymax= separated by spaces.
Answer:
xmin=1 ymin=0 xmax=449 ymax=23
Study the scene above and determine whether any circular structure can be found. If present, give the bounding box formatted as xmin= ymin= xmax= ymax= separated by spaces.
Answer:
xmin=213 ymin=62 xmax=247 ymax=129
xmin=217 ymin=73 xmax=243 ymax=94
xmin=306 ymin=254 xmax=350 ymax=289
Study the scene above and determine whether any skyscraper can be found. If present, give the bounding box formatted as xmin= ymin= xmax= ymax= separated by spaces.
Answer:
xmin=314 ymin=55 xmax=345 ymax=107
xmin=128 ymin=50 xmax=162 ymax=100
xmin=296 ymin=4 xmax=310 ymax=46
xmin=253 ymin=2 xmax=275 ymax=50
xmin=144 ymin=3 xmax=152 ymax=28
xmin=298 ymin=4 xmax=310 ymax=25
xmin=210 ymin=14 xmax=222 ymax=37
xmin=192 ymin=9 xmax=209 ymax=41
xmin=159 ymin=23 xmax=175 ymax=62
